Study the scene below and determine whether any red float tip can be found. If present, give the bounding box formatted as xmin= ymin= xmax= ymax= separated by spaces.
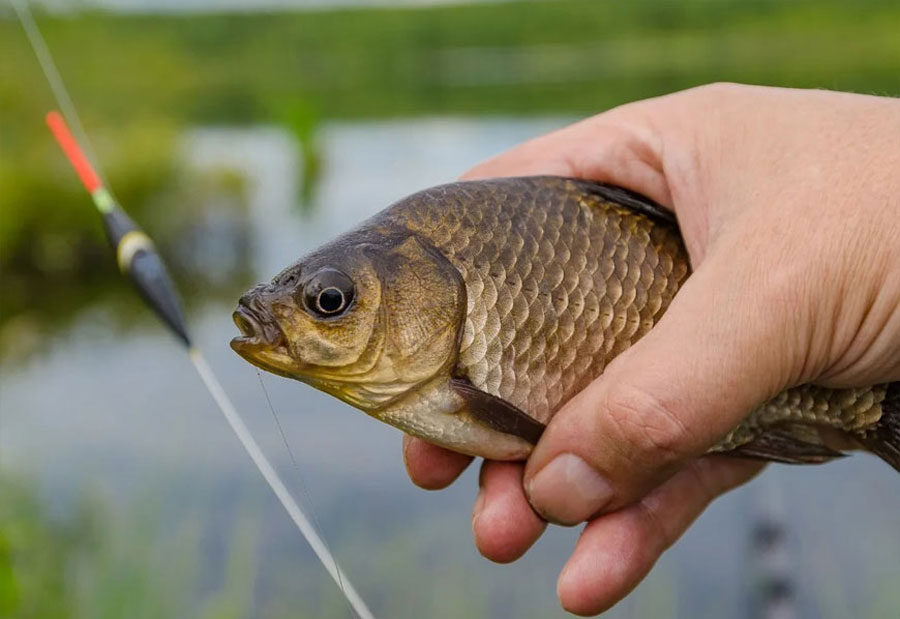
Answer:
xmin=46 ymin=110 xmax=102 ymax=194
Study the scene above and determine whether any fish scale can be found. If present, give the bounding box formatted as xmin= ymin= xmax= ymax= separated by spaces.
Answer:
xmin=379 ymin=178 xmax=894 ymax=458
xmin=390 ymin=177 xmax=688 ymax=425
xmin=713 ymin=385 xmax=886 ymax=453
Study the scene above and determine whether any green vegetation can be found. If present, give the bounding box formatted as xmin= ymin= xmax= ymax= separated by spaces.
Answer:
xmin=2 ymin=0 xmax=899 ymax=306
xmin=0 ymin=471 xmax=319 ymax=618
xmin=4 ymin=467 xmax=898 ymax=618
xmin=0 ymin=471 xmax=558 ymax=618
xmin=0 ymin=475 xmax=94 ymax=618
xmin=5 ymin=0 xmax=899 ymax=124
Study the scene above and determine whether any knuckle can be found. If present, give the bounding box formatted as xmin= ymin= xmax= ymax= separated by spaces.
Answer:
xmin=602 ymin=383 xmax=695 ymax=467
xmin=683 ymin=459 xmax=719 ymax=505
xmin=636 ymin=495 xmax=675 ymax=554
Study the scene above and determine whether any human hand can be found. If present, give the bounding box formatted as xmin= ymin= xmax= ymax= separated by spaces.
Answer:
xmin=403 ymin=83 xmax=900 ymax=615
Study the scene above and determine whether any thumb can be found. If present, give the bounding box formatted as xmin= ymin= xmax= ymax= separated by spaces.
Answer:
xmin=523 ymin=250 xmax=796 ymax=525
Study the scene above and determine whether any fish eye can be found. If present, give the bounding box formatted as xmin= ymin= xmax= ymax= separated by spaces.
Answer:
xmin=316 ymin=287 xmax=345 ymax=313
xmin=302 ymin=268 xmax=355 ymax=318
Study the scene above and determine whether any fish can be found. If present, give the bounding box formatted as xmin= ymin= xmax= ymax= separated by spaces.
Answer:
xmin=230 ymin=176 xmax=900 ymax=470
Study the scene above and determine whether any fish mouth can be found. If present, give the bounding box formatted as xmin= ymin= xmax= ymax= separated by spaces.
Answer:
xmin=229 ymin=291 xmax=309 ymax=381
xmin=230 ymin=302 xmax=286 ymax=356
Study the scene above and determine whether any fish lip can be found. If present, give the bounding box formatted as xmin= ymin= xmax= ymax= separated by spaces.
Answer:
xmin=233 ymin=305 xmax=259 ymax=338
xmin=230 ymin=303 xmax=285 ymax=352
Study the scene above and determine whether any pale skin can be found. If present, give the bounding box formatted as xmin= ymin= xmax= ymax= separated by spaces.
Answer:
xmin=401 ymin=84 xmax=900 ymax=615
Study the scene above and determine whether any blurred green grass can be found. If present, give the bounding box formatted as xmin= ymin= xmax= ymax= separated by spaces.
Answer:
xmin=0 ymin=472 xmax=270 ymax=619
xmin=3 ymin=468 xmax=898 ymax=618
xmin=2 ymin=0 xmax=899 ymax=299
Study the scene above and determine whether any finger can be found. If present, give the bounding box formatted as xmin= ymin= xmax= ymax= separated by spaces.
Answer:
xmin=472 ymin=460 xmax=547 ymax=563
xmin=402 ymin=435 xmax=472 ymax=490
xmin=459 ymin=99 xmax=674 ymax=207
xmin=524 ymin=250 xmax=795 ymax=524
xmin=557 ymin=457 xmax=762 ymax=616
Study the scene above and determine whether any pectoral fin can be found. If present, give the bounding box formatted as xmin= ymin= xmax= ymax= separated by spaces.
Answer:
xmin=450 ymin=378 xmax=546 ymax=445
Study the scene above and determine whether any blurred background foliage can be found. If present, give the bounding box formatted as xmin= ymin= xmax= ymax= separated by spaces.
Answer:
xmin=0 ymin=471 xmax=281 ymax=619
xmin=2 ymin=1 xmax=900 ymax=617
xmin=3 ymin=0 xmax=900 ymax=321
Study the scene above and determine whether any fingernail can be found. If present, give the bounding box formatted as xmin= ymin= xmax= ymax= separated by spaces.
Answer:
xmin=527 ymin=453 xmax=613 ymax=525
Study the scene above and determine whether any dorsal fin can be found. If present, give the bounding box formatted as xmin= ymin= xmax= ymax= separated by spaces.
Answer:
xmin=571 ymin=179 xmax=676 ymax=225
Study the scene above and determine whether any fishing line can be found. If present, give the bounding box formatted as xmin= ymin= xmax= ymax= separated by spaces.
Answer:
xmin=194 ymin=354 xmax=369 ymax=618
xmin=13 ymin=2 xmax=374 ymax=617
xmin=11 ymin=0 xmax=105 ymax=189
xmin=254 ymin=369 xmax=350 ymax=601
xmin=256 ymin=369 xmax=299 ymax=469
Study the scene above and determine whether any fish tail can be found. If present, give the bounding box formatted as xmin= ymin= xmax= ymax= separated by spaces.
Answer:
xmin=860 ymin=382 xmax=900 ymax=472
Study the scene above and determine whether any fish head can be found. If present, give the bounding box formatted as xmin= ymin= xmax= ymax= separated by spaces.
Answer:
xmin=231 ymin=233 xmax=466 ymax=412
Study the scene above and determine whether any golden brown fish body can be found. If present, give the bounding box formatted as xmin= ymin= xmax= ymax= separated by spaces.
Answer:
xmin=231 ymin=177 xmax=900 ymax=469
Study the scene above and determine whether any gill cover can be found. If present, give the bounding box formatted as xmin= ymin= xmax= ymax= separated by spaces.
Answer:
xmin=369 ymin=235 xmax=466 ymax=369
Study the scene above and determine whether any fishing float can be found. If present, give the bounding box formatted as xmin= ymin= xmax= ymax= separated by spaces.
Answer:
xmin=13 ymin=2 xmax=373 ymax=617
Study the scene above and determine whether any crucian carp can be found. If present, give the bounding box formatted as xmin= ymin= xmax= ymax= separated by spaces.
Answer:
xmin=231 ymin=176 xmax=900 ymax=471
